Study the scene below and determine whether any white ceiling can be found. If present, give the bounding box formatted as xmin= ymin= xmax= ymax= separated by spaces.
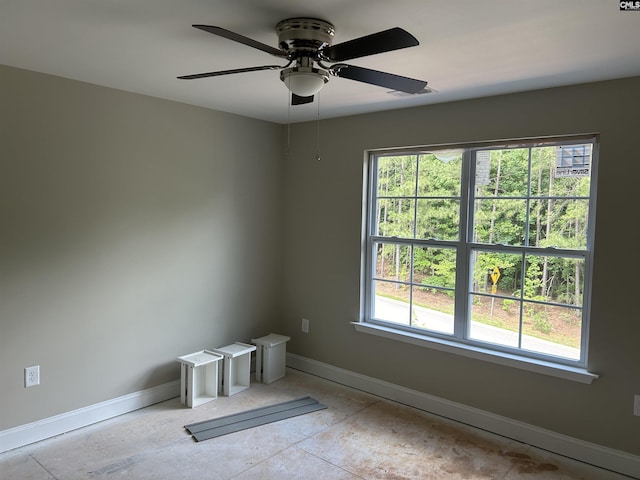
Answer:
xmin=2 ymin=0 xmax=639 ymax=124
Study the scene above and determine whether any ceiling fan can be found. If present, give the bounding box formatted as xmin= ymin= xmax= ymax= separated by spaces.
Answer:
xmin=178 ymin=18 xmax=428 ymax=105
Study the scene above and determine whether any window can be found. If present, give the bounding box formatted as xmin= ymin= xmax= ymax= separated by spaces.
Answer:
xmin=361 ymin=136 xmax=597 ymax=368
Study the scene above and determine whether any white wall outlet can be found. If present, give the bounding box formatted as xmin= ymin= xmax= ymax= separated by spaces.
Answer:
xmin=634 ymin=395 xmax=640 ymax=416
xmin=301 ymin=318 xmax=310 ymax=333
xmin=25 ymin=365 xmax=40 ymax=387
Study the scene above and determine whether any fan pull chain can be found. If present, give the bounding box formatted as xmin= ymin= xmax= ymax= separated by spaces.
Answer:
xmin=315 ymin=92 xmax=321 ymax=161
xmin=286 ymin=88 xmax=291 ymax=155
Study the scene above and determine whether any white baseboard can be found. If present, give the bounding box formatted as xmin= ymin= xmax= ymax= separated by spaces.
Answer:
xmin=0 ymin=380 xmax=180 ymax=454
xmin=286 ymin=353 xmax=640 ymax=479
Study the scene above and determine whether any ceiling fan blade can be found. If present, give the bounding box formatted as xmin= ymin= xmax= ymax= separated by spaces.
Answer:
xmin=192 ymin=25 xmax=287 ymax=58
xmin=291 ymin=93 xmax=314 ymax=105
xmin=178 ymin=65 xmax=282 ymax=80
xmin=331 ymin=64 xmax=427 ymax=94
xmin=321 ymin=27 xmax=418 ymax=62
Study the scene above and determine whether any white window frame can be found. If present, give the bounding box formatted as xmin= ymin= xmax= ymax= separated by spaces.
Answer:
xmin=356 ymin=135 xmax=599 ymax=383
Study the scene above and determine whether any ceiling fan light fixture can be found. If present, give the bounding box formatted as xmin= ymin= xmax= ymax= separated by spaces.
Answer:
xmin=280 ymin=66 xmax=329 ymax=97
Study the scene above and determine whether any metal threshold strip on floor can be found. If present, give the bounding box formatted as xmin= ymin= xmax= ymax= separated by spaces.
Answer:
xmin=184 ymin=396 xmax=327 ymax=442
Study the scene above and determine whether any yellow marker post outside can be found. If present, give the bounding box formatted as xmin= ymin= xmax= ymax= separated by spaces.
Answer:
xmin=489 ymin=266 xmax=501 ymax=318
xmin=490 ymin=266 xmax=501 ymax=286
xmin=490 ymin=267 xmax=501 ymax=294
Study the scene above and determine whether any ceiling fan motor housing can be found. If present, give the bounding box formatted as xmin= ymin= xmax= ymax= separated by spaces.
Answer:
xmin=275 ymin=18 xmax=335 ymax=56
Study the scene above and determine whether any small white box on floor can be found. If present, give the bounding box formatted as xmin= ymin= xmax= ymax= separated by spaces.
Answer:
xmin=251 ymin=333 xmax=291 ymax=384
xmin=176 ymin=350 xmax=223 ymax=408
xmin=213 ymin=342 xmax=256 ymax=396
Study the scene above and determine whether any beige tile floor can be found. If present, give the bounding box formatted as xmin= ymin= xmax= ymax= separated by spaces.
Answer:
xmin=1 ymin=368 xmax=633 ymax=479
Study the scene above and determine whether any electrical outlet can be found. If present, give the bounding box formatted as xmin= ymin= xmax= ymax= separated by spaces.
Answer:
xmin=634 ymin=395 xmax=640 ymax=416
xmin=301 ymin=318 xmax=310 ymax=333
xmin=25 ymin=365 xmax=40 ymax=388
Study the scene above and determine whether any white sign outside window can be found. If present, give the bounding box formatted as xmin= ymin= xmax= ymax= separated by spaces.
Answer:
xmin=555 ymin=145 xmax=591 ymax=177
xmin=476 ymin=151 xmax=491 ymax=185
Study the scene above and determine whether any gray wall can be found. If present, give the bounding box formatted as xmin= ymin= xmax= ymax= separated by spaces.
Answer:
xmin=0 ymin=65 xmax=284 ymax=430
xmin=2 ymin=61 xmax=639 ymax=458
xmin=282 ymin=76 xmax=640 ymax=456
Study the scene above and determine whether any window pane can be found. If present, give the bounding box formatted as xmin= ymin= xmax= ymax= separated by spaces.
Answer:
xmin=469 ymin=297 xmax=582 ymax=360
xmin=417 ymin=152 xmax=462 ymax=197
xmin=473 ymin=199 xmax=527 ymax=245
xmin=470 ymin=250 xmax=522 ymax=296
xmin=374 ymin=242 xmax=411 ymax=283
xmin=469 ymin=250 xmax=522 ymax=347
xmin=529 ymin=199 xmax=590 ymax=249
xmin=529 ymin=146 xmax=555 ymax=197
xmin=521 ymin=303 xmax=581 ymax=360
xmin=530 ymin=147 xmax=591 ymax=195
xmin=553 ymin=144 xmax=592 ymax=181
xmin=524 ymin=255 xmax=584 ymax=306
xmin=376 ymin=198 xmax=415 ymax=237
xmin=475 ymin=149 xmax=529 ymax=197
xmin=412 ymin=286 xmax=454 ymax=334
xmin=377 ymin=156 xmax=417 ymax=197
xmin=373 ymin=280 xmax=410 ymax=326
xmin=416 ymin=199 xmax=460 ymax=240
xmin=414 ymin=246 xmax=457 ymax=289
xmin=469 ymin=294 xmax=520 ymax=348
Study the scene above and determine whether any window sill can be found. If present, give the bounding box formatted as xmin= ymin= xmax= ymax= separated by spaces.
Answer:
xmin=351 ymin=322 xmax=598 ymax=384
